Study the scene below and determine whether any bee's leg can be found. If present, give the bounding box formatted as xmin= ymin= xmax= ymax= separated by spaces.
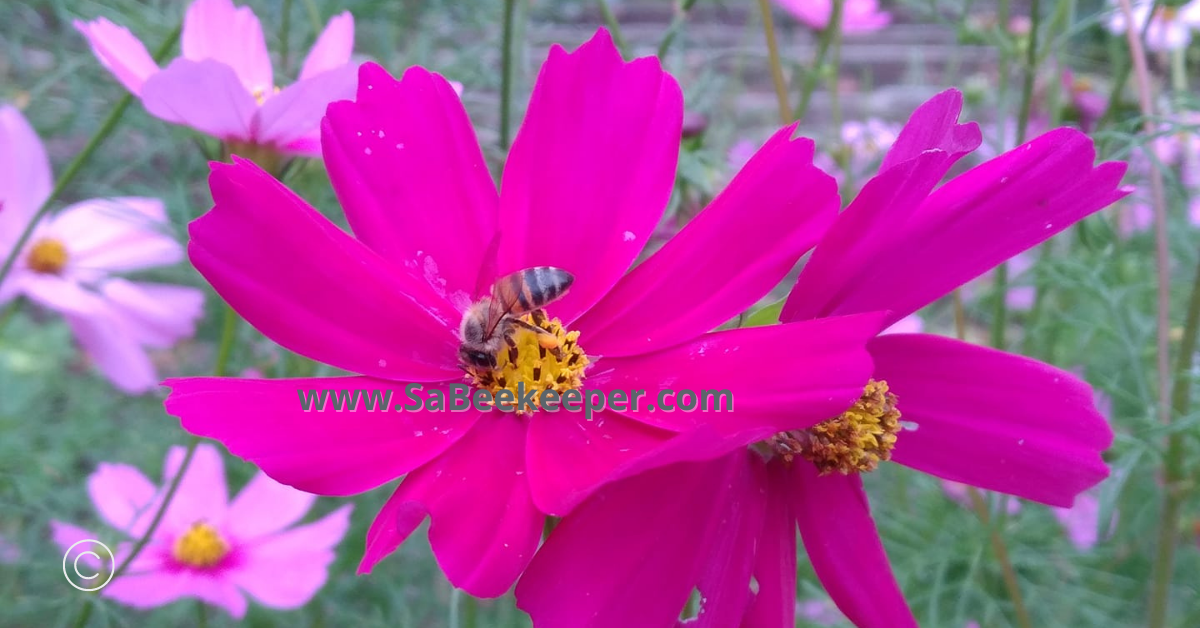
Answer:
xmin=510 ymin=317 xmax=548 ymax=335
xmin=505 ymin=334 xmax=519 ymax=364
xmin=530 ymin=309 xmax=547 ymax=325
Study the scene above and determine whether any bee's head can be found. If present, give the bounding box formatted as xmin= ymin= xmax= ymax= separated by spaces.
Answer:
xmin=459 ymin=346 xmax=497 ymax=369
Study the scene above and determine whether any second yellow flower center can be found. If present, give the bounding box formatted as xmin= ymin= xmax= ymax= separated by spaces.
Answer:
xmin=172 ymin=522 xmax=230 ymax=568
xmin=26 ymin=238 xmax=69 ymax=275
xmin=463 ymin=311 xmax=589 ymax=412
xmin=770 ymin=379 xmax=902 ymax=475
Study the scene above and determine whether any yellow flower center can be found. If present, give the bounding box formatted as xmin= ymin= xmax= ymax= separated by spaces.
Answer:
xmin=463 ymin=311 xmax=589 ymax=412
xmin=26 ymin=238 xmax=69 ymax=275
xmin=251 ymin=84 xmax=281 ymax=105
xmin=769 ymin=379 xmax=901 ymax=475
xmin=172 ymin=522 xmax=230 ymax=568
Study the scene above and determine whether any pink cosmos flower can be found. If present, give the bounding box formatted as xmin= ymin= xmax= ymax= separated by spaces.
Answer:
xmin=50 ymin=444 xmax=352 ymax=617
xmin=162 ymin=29 xmax=884 ymax=598
xmin=1106 ymin=0 xmax=1200 ymax=52
xmin=0 ymin=105 xmax=203 ymax=394
xmin=515 ymin=90 xmax=1126 ymax=628
xmin=775 ymin=0 xmax=891 ymax=33
xmin=74 ymin=0 xmax=357 ymax=158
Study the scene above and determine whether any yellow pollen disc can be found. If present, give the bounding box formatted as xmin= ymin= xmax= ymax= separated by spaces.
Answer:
xmin=464 ymin=312 xmax=589 ymax=412
xmin=172 ymin=522 xmax=230 ymax=568
xmin=26 ymin=238 xmax=69 ymax=274
xmin=770 ymin=379 xmax=901 ymax=475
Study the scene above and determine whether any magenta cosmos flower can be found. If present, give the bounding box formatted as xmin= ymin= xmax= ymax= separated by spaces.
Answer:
xmin=75 ymin=0 xmax=356 ymax=159
xmin=0 ymin=105 xmax=203 ymax=394
xmin=51 ymin=444 xmax=352 ymax=617
xmin=162 ymin=29 xmax=886 ymax=597
xmin=515 ymin=90 xmax=1127 ymax=628
xmin=775 ymin=0 xmax=891 ymax=33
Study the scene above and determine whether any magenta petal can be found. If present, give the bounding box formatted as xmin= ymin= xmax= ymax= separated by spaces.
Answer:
xmin=516 ymin=455 xmax=747 ymax=628
xmin=192 ymin=159 xmax=461 ymax=381
xmin=497 ymin=29 xmax=683 ymax=323
xmin=323 ymin=63 xmax=498 ymax=297
xmin=825 ymin=129 xmax=1127 ymax=324
xmin=783 ymin=150 xmax=958 ymax=323
xmin=690 ymin=454 xmax=768 ymax=628
xmin=254 ymin=64 xmax=357 ymax=150
xmin=879 ymin=89 xmax=981 ymax=171
xmin=525 ymin=408 xmax=676 ymax=515
xmin=792 ymin=462 xmax=917 ymax=628
xmin=141 ymin=59 xmax=256 ymax=141
xmin=575 ymin=125 xmax=839 ymax=356
xmin=595 ymin=313 xmax=883 ymax=436
xmin=742 ymin=459 xmax=797 ymax=628
xmin=872 ymin=334 xmax=1112 ymax=506
xmin=359 ymin=416 xmax=541 ymax=598
xmin=164 ymin=377 xmax=481 ymax=496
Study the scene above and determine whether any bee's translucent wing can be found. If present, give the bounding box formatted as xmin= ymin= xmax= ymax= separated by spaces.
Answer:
xmin=482 ymin=269 xmax=528 ymax=338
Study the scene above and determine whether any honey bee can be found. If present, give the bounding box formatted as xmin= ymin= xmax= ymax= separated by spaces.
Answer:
xmin=459 ymin=266 xmax=575 ymax=369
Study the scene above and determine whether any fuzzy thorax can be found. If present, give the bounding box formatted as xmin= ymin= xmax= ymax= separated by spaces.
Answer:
xmin=464 ymin=312 xmax=588 ymax=412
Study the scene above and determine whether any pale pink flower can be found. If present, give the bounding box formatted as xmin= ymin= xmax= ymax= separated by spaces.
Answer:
xmin=881 ymin=314 xmax=923 ymax=335
xmin=1052 ymin=490 xmax=1114 ymax=550
xmin=775 ymin=0 xmax=891 ymax=33
xmin=50 ymin=444 xmax=352 ymax=618
xmin=1105 ymin=0 xmax=1200 ymax=52
xmin=815 ymin=118 xmax=903 ymax=187
xmin=0 ymin=105 xmax=203 ymax=394
xmin=74 ymin=0 xmax=357 ymax=158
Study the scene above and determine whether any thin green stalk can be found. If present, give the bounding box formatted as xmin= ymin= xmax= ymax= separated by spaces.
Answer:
xmin=0 ymin=24 xmax=182 ymax=289
xmin=70 ymin=303 xmax=239 ymax=628
xmin=1145 ymin=24 xmax=1189 ymax=628
xmin=656 ymin=0 xmax=700 ymax=59
xmin=499 ymin=0 xmax=518 ymax=150
xmin=827 ymin=0 xmax=846 ymax=175
xmin=597 ymin=0 xmax=629 ymax=58
xmin=793 ymin=5 xmax=841 ymax=121
xmin=967 ymin=487 xmax=1033 ymax=628
xmin=279 ymin=0 xmax=293 ymax=75
xmin=67 ymin=598 xmax=93 ymax=628
xmin=196 ymin=601 xmax=208 ymax=628
xmin=0 ymin=298 xmax=20 ymax=337
xmin=301 ymin=0 xmax=323 ymax=33
xmin=756 ymin=0 xmax=791 ymax=124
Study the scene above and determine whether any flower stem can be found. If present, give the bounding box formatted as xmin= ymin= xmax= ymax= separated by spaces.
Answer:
xmin=793 ymin=1 xmax=842 ymax=122
xmin=0 ymin=24 xmax=182 ymax=289
xmin=656 ymin=0 xmax=700 ymax=59
xmin=279 ymin=0 xmax=294 ymax=74
xmin=1116 ymin=0 xmax=1177 ymax=623
xmin=100 ymin=305 xmax=238 ymax=582
xmin=966 ymin=487 xmax=1033 ymax=628
xmin=755 ymin=0 xmax=791 ymax=124
xmin=597 ymin=0 xmax=629 ymax=58
xmin=196 ymin=601 xmax=208 ymax=628
xmin=67 ymin=598 xmax=93 ymax=628
xmin=827 ymin=0 xmax=846 ymax=175
xmin=499 ymin=0 xmax=518 ymax=150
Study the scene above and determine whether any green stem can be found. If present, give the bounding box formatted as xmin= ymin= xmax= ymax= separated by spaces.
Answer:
xmin=94 ymin=305 xmax=238 ymax=583
xmin=279 ymin=0 xmax=293 ymax=75
xmin=196 ymin=601 xmax=208 ymax=628
xmin=0 ymin=298 xmax=20 ymax=337
xmin=499 ymin=0 xmax=518 ymax=150
xmin=597 ymin=0 xmax=629 ymax=58
xmin=793 ymin=5 xmax=840 ymax=121
xmin=0 ymin=24 xmax=182 ymax=289
xmin=656 ymin=0 xmax=700 ymax=59
xmin=828 ymin=0 xmax=846 ymax=176
xmin=756 ymin=0 xmax=791 ymax=124
xmin=967 ymin=487 xmax=1034 ymax=628
xmin=1146 ymin=31 xmax=1192 ymax=628
xmin=67 ymin=598 xmax=93 ymax=628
